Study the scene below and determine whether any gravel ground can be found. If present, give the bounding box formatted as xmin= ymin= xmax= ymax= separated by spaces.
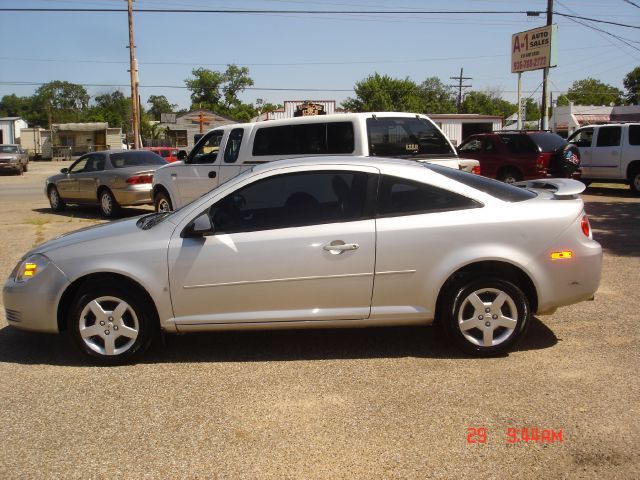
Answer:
xmin=0 ymin=162 xmax=638 ymax=479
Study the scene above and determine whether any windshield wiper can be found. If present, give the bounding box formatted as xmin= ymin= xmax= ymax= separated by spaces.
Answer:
xmin=136 ymin=212 xmax=170 ymax=230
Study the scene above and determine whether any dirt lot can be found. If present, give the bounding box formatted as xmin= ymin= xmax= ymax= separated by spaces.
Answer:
xmin=0 ymin=161 xmax=638 ymax=479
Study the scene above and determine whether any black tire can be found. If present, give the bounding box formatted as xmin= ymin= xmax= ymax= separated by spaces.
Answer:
xmin=48 ymin=186 xmax=66 ymax=211
xmin=68 ymin=281 xmax=154 ymax=365
xmin=99 ymin=188 xmax=120 ymax=218
xmin=497 ymin=169 xmax=522 ymax=184
xmin=154 ymin=190 xmax=173 ymax=212
xmin=629 ymin=168 xmax=640 ymax=195
xmin=22 ymin=162 xmax=28 ymax=173
xmin=442 ymin=277 xmax=531 ymax=357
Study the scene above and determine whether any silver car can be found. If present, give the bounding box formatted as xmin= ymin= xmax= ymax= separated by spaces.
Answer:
xmin=45 ymin=150 xmax=167 ymax=218
xmin=0 ymin=144 xmax=29 ymax=174
xmin=4 ymin=156 xmax=602 ymax=364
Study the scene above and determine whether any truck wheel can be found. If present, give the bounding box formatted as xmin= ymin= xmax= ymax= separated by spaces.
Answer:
xmin=630 ymin=168 xmax=640 ymax=195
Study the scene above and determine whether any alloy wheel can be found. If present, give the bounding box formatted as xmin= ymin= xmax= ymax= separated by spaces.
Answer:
xmin=78 ymin=296 xmax=139 ymax=356
xmin=456 ymin=287 xmax=518 ymax=347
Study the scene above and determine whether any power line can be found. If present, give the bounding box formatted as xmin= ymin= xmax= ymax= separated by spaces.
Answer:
xmin=622 ymin=0 xmax=640 ymax=8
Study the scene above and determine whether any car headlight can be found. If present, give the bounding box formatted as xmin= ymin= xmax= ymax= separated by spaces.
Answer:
xmin=14 ymin=254 xmax=50 ymax=283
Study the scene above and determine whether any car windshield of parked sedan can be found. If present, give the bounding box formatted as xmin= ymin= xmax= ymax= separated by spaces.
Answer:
xmin=0 ymin=145 xmax=18 ymax=153
xmin=110 ymin=151 xmax=168 ymax=168
xmin=425 ymin=164 xmax=538 ymax=202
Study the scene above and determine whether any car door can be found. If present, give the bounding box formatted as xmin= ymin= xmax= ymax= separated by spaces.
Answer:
xmin=167 ymin=167 xmax=378 ymax=327
xmin=76 ymin=153 xmax=106 ymax=201
xmin=568 ymin=127 xmax=595 ymax=177
xmin=591 ymin=126 xmax=623 ymax=179
xmin=175 ymin=130 xmax=224 ymax=203
xmin=56 ymin=156 xmax=89 ymax=200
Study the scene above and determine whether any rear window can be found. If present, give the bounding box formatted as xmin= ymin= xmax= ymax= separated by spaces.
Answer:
xmin=629 ymin=125 xmax=640 ymax=146
xmin=367 ymin=117 xmax=455 ymax=157
xmin=526 ymin=132 xmax=567 ymax=152
xmin=110 ymin=151 xmax=168 ymax=168
xmin=425 ymin=164 xmax=537 ymax=202
xmin=498 ymin=134 xmax=538 ymax=154
xmin=252 ymin=122 xmax=355 ymax=156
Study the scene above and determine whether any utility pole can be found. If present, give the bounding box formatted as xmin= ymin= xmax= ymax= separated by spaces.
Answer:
xmin=127 ymin=0 xmax=140 ymax=149
xmin=449 ymin=68 xmax=472 ymax=113
xmin=541 ymin=0 xmax=553 ymax=130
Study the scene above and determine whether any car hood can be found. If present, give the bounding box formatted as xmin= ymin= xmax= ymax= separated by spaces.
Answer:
xmin=27 ymin=217 xmax=142 ymax=257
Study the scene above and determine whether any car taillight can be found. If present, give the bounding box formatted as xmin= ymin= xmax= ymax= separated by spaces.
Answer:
xmin=126 ymin=174 xmax=153 ymax=184
xmin=472 ymin=165 xmax=481 ymax=175
xmin=538 ymin=153 xmax=552 ymax=171
xmin=581 ymin=214 xmax=591 ymax=237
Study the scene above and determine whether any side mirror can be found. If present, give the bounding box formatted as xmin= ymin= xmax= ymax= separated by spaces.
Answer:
xmin=177 ymin=150 xmax=187 ymax=160
xmin=60 ymin=168 xmax=69 ymax=174
xmin=182 ymin=212 xmax=214 ymax=238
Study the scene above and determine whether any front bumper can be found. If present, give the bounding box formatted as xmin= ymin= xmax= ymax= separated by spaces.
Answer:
xmin=3 ymin=260 xmax=70 ymax=333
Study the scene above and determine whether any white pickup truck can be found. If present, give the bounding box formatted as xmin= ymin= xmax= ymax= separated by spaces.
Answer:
xmin=152 ymin=112 xmax=468 ymax=211
xmin=567 ymin=123 xmax=640 ymax=194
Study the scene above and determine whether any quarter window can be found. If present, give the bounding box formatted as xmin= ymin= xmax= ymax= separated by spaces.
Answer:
xmin=629 ymin=125 xmax=640 ymax=146
xmin=377 ymin=175 xmax=481 ymax=217
xmin=209 ymin=170 xmax=375 ymax=233
xmin=224 ymin=128 xmax=244 ymax=163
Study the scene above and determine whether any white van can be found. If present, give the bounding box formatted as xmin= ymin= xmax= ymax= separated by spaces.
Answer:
xmin=152 ymin=112 xmax=462 ymax=211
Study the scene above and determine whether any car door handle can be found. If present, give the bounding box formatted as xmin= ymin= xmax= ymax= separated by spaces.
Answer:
xmin=323 ymin=242 xmax=359 ymax=254
xmin=208 ymin=171 xmax=217 ymax=178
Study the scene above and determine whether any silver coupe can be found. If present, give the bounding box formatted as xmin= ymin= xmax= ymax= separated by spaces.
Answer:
xmin=45 ymin=149 xmax=167 ymax=218
xmin=4 ymin=156 xmax=602 ymax=363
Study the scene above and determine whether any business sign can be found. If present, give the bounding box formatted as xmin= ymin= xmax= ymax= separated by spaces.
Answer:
xmin=511 ymin=24 xmax=557 ymax=73
xmin=294 ymin=101 xmax=326 ymax=117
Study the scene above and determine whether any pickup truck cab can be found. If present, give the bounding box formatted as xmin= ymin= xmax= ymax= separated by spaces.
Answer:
xmin=152 ymin=112 xmax=462 ymax=211
xmin=568 ymin=123 xmax=640 ymax=193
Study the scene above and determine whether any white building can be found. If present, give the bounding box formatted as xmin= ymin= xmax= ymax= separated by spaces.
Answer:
xmin=552 ymin=104 xmax=640 ymax=137
xmin=0 ymin=117 xmax=29 ymax=144
xmin=428 ymin=114 xmax=503 ymax=146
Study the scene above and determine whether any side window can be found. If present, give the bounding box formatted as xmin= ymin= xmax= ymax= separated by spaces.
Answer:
xmin=458 ymin=138 xmax=482 ymax=152
xmin=484 ymin=139 xmax=496 ymax=152
xmin=377 ymin=175 xmax=480 ymax=217
xmin=209 ymin=171 xmax=376 ymax=233
xmin=569 ymin=128 xmax=594 ymax=148
xmin=252 ymin=122 xmax=354 ymax=156
xmin=189 ymin=130 xmax=224 ymax=164
xmin=84 ymin=154 xmax=106 ymax=172
xmin=224 ymin=128 xmax=244 ymax=163
xmin=596 ymin=126 xmax=622 ymax=147
xmin=500 ymin=135 xmax=537 ymax=154
xmin=69 ymin=156 xmax=89 ymax=174
xmin=629 ymin=125 xmax=640 ymax=146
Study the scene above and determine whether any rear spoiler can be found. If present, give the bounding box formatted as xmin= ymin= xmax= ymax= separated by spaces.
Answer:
xmin=513 ymin=178 xmax=586 ymax=199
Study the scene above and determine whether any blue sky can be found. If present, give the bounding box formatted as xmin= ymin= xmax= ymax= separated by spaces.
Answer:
xmin=1 ymin=0 xmax=638 ymax=112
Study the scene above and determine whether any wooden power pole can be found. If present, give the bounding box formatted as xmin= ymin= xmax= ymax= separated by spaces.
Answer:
xmin=127 ymin=0 xmax=140 ymax=149
xmin=449 ymin=68 xmax=472 ymax=113
xmin=541 ymin=0 xmax=553 ymax=130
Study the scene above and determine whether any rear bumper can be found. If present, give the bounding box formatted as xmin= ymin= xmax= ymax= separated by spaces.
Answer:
xmin=113 ymin=185 xmax=153 ymax=206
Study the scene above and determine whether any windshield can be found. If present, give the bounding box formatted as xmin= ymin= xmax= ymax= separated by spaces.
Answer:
xmin=0 ymin=145 xmax=18 ymax=153
xmin=111 ymin=151 xmax=168 ymax=168
xmin=367 ymin=117 xmax=455 ymax=157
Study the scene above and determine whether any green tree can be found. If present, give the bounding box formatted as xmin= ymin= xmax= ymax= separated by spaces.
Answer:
xmin=88 ymin=90 xmax=131 ymax=130
xmin=623 ymin=66 xmax=640 ymax=105
xmin=556 ymin=77 xmax=623 ymax=106
xmin=342 ymin=73 xmax=422 ymax=112
xmin=524 ymin=98 xmax=540 ymax=121
xmin=146 ymin=95 xmax=177 ymax=120
xmin=460 ymin=91 xmax=516 ymax=118
xmin=417 ymin=77 xmax=456 ymax=114
xmin=0 ymin=94 xmax=37 ymax=124
xmin=185 ymin=65 xmax=254 ymax=114
xmin=33 ymin=80 xmax=90 ymax=124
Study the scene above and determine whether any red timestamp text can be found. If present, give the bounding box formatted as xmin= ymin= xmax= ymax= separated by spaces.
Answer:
xmin=467 ymin=427 xmax=563 ymax=444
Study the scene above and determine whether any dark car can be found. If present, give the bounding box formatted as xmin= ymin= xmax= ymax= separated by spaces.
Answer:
xmin=458 ymin=131 xmax=580 ymax=183
xmin=45 ymin=150 xmax=168 ymax=218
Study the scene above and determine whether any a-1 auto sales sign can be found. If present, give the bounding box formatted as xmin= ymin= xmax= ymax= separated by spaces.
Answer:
xmin=511 ymin=24 xmax=558 ymax=73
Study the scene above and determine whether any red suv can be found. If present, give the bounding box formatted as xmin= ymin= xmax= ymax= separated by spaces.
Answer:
xmin=458 ymin=131 xmax=580 ymax=183
xmin=143 ymin=147 xmax=179 ymax=163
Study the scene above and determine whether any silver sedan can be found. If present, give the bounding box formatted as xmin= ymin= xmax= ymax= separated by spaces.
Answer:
xmin=45 ymin=149 xmax=167 ymax=217
xmin=4 ymin=156 xmax=602 ymax=364
xmin=0 ymin=144 xmax=29 ymax=174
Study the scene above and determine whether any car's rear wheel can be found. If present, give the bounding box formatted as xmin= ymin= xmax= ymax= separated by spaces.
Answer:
xmin=99 ymin=188 xmax=120 ymax=218
xmin=48 ymin=186 xmax=66 ymax=211
xmin=497 ymin=169 xmax=521 ymax=184
xmin=629 ymin=167 xmax=640 ymax=195
xmin=443 ymin=278 xmax=530 ymax=356
xmin=154 ymin=190 xmax=173 ymax=212
xmin=69 ymin=281 xmax=154 ymax=365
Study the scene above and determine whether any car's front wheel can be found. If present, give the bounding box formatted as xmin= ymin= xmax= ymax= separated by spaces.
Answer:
xmin=629 ymin=167 xmax=640 ymax=195
xmin=69 ymin=281 xmax=154 ymax=364
xmin=443 ymin=278 xmax=530 ymax=356
xmin=48 ymin=186 xmax=66 ymax=211
xmin=99 ymin=188 xmax=120 ymax=218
